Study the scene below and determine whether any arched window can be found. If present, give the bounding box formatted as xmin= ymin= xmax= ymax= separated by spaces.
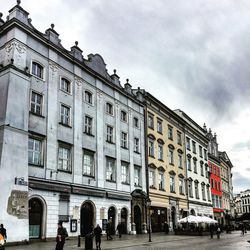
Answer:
xmin=106 ymin=102 xmax=114 ymax=115
xmin=85 ymin=91 xmax=93 ymax=105
xmin=32 ymin=61 xmax=44 ymax=79
xmin=60 ymin=78 xmax=71 ymax=93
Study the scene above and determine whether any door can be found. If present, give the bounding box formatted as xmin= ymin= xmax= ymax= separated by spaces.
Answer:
xmin=80 ymin=201 xmax=94 ymax=236
xmin=108 ymin=206 xmax=116 ymax=235
xmin=29 ymin=198 xmax=43 ymax=239
xmin=121 ymin=207 xmax=128 ymax=234
xmin=134 ymin=205 xmax=142 ymax=234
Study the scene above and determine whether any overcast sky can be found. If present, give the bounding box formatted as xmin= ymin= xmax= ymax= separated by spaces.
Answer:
xmin=1 ymin=0 xmax=250 ymax=193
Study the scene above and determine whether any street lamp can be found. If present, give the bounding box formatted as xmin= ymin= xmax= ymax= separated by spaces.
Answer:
xmin=147 ymin=198 xmax=152 ymax=242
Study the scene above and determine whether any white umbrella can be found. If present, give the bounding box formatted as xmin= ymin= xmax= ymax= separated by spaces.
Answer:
xmin=178 ymin=215 xmax=201 ymax=223
xmin=200 ymin=216 xmax=218 ymax=224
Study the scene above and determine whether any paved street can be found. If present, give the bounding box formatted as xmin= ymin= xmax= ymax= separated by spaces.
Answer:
xmin=5 ymin=231 xmax=250 ymax=250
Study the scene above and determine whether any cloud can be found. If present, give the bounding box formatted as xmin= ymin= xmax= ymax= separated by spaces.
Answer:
xmin=233 ymin=141 xmax=250 ymax=151
xmin=232 ymin=172 xmax=250 ymax=194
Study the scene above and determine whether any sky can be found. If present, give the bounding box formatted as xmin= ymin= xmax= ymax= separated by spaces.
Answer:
xmin=1 ymin=0 xmax=250 ymax=194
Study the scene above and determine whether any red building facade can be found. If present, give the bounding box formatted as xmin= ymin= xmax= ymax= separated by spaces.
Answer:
xmin=209 ymin=157 xmax=223 ymax=223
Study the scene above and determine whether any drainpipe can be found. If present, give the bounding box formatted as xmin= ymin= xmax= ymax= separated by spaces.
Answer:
xmin=183 ymin=123 xmax=189 ymax=215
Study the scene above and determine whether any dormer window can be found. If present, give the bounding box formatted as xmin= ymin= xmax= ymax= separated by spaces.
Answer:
xmin=106 ymin=102 xmax=114 ymax=115
xmin=32 ymin=61 xmax=44 ymax=79
xmin=60 ymin=78 xmax=71 ymax=93
xmin=85 ymin=91 xmax=93 ymax=105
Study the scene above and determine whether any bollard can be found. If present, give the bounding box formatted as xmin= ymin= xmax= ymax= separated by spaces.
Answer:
xmin=78 ymin=235 xmax=81 ymax=247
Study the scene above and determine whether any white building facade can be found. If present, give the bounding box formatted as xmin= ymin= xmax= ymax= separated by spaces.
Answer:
xmin=174 ymin=110 xmax=213 ymax=218
xmin=0 ymin=2 xmax=146 ymax=242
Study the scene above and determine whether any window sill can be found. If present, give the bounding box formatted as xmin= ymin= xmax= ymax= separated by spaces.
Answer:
xmin=57 ymin=169 xmax=72 ymax=174
xmin=60 ymin=89 xmax=72 ymax=95
xmin=29 ymin=163 xmax=44 ymax=168
xmin=83 ymin=174 xmax=95 ymax=178
xmin=180 ymin=192 xmax=185 ymax=196
xmin=194 ymin=171 xmax=197 ymax=174
xmin=122 ymin=182 xmax=130 ymax=186
xmin=149 ymin=155 xmax=155 ymax=159
xmin=31 ymin=74 xmax=45 ymax=82
xmin=157 ymin=131 xmax=163 ymax=135
xmin=170 ymin=191 xmax=176 ymax=194
xmin=106 ymin=140 xmax=115 ymax=144
xmin=159 ymin=188 xmax=165 ymax=191
xmin=177 ymin=143 xmax=182 ymax=146
xmin=178 ymin=166 xmax=183 ymax=169
xmin=168 ymin=137 xmax=173 ymax=141
xmin=188 ymin=169 xmax=192 ymax=171
xmin=84 ymin=132 xmax=95 ymax=137
xmin=135 ymin=184 xmax=142 ymax=188
xmin=169 ymin=163 xmax=175 ymax=166
xmin=106 ymin=179 xmax=116 ymax=183
xmin=29 ymin=111 xmax=45 ymax=118
xmin=59 ymin=122 xmax=72 ymax=128
xmin=150 ymin=186 xmax=157 ymax=189
xmin=121 ymin=146 xmax=129 ymax=150
xmin=158 ymin=159 xmax=164 ymax=162
xmin=134 ymin=151 xmax=141 ymax=154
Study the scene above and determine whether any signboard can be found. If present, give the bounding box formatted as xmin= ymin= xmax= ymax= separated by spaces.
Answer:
xmin=100 ymin=208 xmax=105 ymax=220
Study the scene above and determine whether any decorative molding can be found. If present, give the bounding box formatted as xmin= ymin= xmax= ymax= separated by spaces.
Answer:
xmin=49 ymin=61 xmax=58 ymax=72
xmin=5 ymin=41 xmax=26 ymax=54
xmin=74 ymin=76 xmax=83 ymax=86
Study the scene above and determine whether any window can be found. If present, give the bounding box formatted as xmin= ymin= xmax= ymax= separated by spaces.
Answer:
xmin=121 ymin=132 xmax=128 ymax=148
xmin=199 ymin=146 xmax=203 ymax=158
xmin=158 ymin=143 xmax=163 ymax=160
xmin=133 ymin=117 xmax=139 ymax=128
xmin=204 ymin=149 xmax=207 ymax=160
xmin=60 ymin=78 xmax=71 ymax=93
xmin=107 ymin=125 xmax=114 ymax=143
xmin=148 ymin=113 xmax=154 ymax=129
xmin=168 ymin=126 xmax=173 ymax=140
xmin=32 ymin=61 xmax=43 ymax=79
xmin=188 ymin=180 xmax=193 ymax=197
xmin=187 ymin=157 xmax=191 ymax=171
xmin=85 ymin=91 xmax=93 ymax=105
xmin=157 ymin=119 xmax=162 ymax=133
xmin=207 ymin=186 xmax=211 ymax=201
xmin=178 ymin=154 xmax=182 ymax=168
xmin=60 ymin=104 xmax=71 ymax=126
xmin=84 ymin=116 xmax=93 ymax=135
xmin=186 ymin=137 xmax=191 ymax=150
xmin=202 ymin=184 xmax=206 ymax=200
xmin=58 ymin=145 xmax=71 ymax=172
xmin=134 ymin=138 xmax=140 ymax=153
xmin=121 ymin=162 xmax=129 ymax=184
xmin=106 ymin=102 xmax=114 ymax=115
xmin=106 ymin=157 xmax=116 ymax=181
xmin=134 ymin=166 xmax=141 ymax=186
xmin=192 ymin=141 xmax=196 ymax=153
xmin=149 ymin=170 xmax=155 ymax=188
xmin=195 ymin=182 xmax=199 ymax=199
xmin=177 ymin=131 xmax=182 ymax=145
xmin=200 ymin=162 xmax=204 ymax=176
xmin=83 ymin=150 xmax=94 ymax=176
xmin=179 ymin=178 xmax=184 ymax=195
xmin=159 ymin=172 xmax=164 ymax=190
xmin=148 ymin=139 xmax=154 ymax=157
xmin=58 ymin=194 xmax=69 ymax=222
xmin=193 ymin=159 xmax=197 ymax=173
xmin=28 ymin=138 xmax=42 ymax=165
xmin=168 ymin=148 xmax=174 ymax=165
xmin=31 ymin=92 xmax=43 ymax=115
xmin=121 ymin=110 xmax=127 ymax=122
xmin=170 ymin=175 xmax=175 ymax=192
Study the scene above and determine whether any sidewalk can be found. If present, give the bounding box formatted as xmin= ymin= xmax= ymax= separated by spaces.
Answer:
xmin=5 ymin=232 xmax=200 ymax=250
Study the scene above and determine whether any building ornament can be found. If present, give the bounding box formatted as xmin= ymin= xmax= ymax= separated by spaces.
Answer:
xmin=74 ymin=76 xmax=83 ymax=86
xmin=49 ymin=61 xmax=58 ymax=72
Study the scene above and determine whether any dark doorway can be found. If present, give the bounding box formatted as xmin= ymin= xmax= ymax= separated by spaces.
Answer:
xmin=134 ymin=205 xmax=142 ymax=234
xmin=121 ymin=207 xmax=128 ymax=234
xmin=108 ymin=206 xmax=116 ymax=235
xmin=151 ymin=208 xmax=167 ymax=232
xmin=80 ymin=201 xmax=94 ymax=236
xmin=171 ymin=206 xmax=176 ymax=230
xmin=29 ymin=198 xmax=43 ymax=239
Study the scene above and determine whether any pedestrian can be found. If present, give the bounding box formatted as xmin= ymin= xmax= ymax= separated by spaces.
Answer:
xmin=117 ymin=222 xmax=122 ymax=238
xmin=210 ymin=225 xmax=214 ymax=239
xmin=0 ymin=225 xmax=6 ymax=243
xmin=216 ymin=226 xmax=221 ymax=239
xmin=164 ymin=221 xmax=169 ymax=234
xmin=55 ymin=221 xmax=68 ymax=250
xmin=106 ymin=220 xmax=113 ymax=240
xmin=241 ymin=225 xmax=245 ymax=236
xmin=94 ymin=224 xmax=102 ymax=250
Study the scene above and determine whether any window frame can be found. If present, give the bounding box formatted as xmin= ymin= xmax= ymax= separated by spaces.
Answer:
xmin=106 ymin=157 xmax=116 ymax=182
xmin=60 ymin=77 xmax=71 ymax=94
xmin=28 ymin=137 xmax=43 ymax=166
xmin=84 ymin=90 xmax=93 ymax=105
xmin=134 ymin=165 xmax=141 ymax=186
xmin=84 ymin=115 xmax=93 ymax=135
xmin=157 ymin=119 xmax=163 ymax=134
xmin=83 ymin=150 xmax=95 ymax=177
xmin=58 ymin=143 xmax=72 ymax=172
xmin=148 ymin=113 xmax=154 ymax=129
xmin=177 ymin=131 xmax=182 ymax=145
xmin=60 ymin=104 xmax=71 ymax=126
xmin=158 ymin=143 xmax=163 ymax=160
xmin=148 ymin=139 xmax=154 ymax=157
xmin=106 ymin=102 xmax=114 ymax=116
xmin=168 ymin=125 xmax=173 ymax=140
xmin=134 ymin=137 xmax=140 ymax=153
xmin=158 ymin=171 xmax=164 ymax=190
xmin=106 ymin=125 xmax=114 ymax=143
xmin=30 ymin=91 xmax=43 ymax=116
xmin=121 ymin=162 xmax=129 ymax=184
xmin=120 ymin=110 xmax=128 ymax=123
xmin=121 ymin=131 xmax=128 ymax=149
xmin=31 ymin=61 xmax=44 ymax=80
xmin=170 ymin=175 xmax=175 ymax=193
